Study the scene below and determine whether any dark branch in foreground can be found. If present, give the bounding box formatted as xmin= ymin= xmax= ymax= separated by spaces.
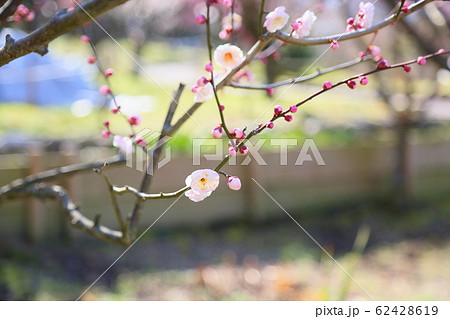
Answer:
xmin=0 ymin=0 xmax=128 ymax=67
xmin=3 ymin=183 xmax=128 ymax=245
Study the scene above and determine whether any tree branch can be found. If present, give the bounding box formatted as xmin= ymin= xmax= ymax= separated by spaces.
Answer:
xmin=0 ymin=154 xmax=124 ymax=198
xmin=271 ymin=0 xmax=435 ymax=46
xmin=229 ymin=56 xmax=369 ymax=90
xmin=3 ymin=183 xmax=129 ymax=245
xmin=0 ymin=0 xmax=128 ymax=67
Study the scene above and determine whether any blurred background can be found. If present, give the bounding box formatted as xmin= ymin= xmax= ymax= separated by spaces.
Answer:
xmin=0 ymin=0 xmax=449 ymax=300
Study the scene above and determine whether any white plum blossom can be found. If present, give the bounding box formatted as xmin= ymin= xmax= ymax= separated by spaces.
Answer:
xmin=214 ymin=44 xmax=244 ymax=70
xmin=347 ymin=2 xmax=375 ymax=31
xmin=184 ymin=169 xmax=220 ymax=202
xmin=186 ymin=169 xmax=220 ymax=192
xmin=292 ymin=10 xmax=317 ymax=38
xmin=113 ymin=135 xmax=134 ymax=154
xmin=264 ymin=6 xmax=289 ymax=33
xmin=185 ymin=189 xmax=212 ymax=202
xmin=194 ymin=82 xmax=214 ymax=103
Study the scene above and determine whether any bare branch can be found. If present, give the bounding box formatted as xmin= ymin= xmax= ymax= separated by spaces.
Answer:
xmin=4 ymin=183 xmax=129 ymax=245
xmin=229 ymin=56 xmax=369 ymax=90
xmin=113 ymin=184 xmax=189 ymax=200
xmin=0 ymin=154 xmax=124 ymax=197
xmin=0 ymin=0 xmax=128 ymax=67
xmin=271 ymin=0 xmax=435 ymax=46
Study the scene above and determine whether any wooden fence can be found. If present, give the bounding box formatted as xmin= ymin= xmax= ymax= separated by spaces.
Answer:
xmin=1 ymin=140 xmax=450 ymax=241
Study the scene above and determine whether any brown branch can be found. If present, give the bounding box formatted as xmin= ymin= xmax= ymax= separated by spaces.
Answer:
xmin=271 ymin=0 xmax=435 ymax=46
xmin=229 ymin=56 xmax=369 ymax=90
xmin=0 ymin=0 xmax=128 ymax=67
xmin=3 ymin=183 xmax=129 ymax=245
xmin=127 ymin=84 xmax=185 ymax=235
xmin=0 ymin=154 xmax=125 ymax=197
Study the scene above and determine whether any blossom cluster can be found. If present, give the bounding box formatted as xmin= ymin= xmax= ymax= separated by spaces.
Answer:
xmin=185 ymin=169 xmax=241 ymax=202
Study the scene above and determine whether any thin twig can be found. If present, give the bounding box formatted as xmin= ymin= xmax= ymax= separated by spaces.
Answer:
xmin=229 ymin=56 xmax=369 ymax=90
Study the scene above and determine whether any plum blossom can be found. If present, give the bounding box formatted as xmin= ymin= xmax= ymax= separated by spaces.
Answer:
xmin=194 ymin=82 xmax=214 ymax=103
xmin=184 ymin=169 xmax=220 ymax=202
xmin=113 ymin=135 xmax=134 ymax=154
xmin=264 ymin=6 xmax=289 ymax=33
xmin=186 ymin=169 xmax=220 ymax=193
xmin=214 ymin=44 xmax=244 ymax=70
xmin=292 ymin=10 xmax=317 ymax=38
xmin=185 ymin=189 xmax=212 ymax=202
xmin=347 ymin=2 xmax=375 ymax=32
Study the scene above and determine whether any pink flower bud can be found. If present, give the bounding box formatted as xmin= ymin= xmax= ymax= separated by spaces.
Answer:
xmin=359 ymin=51 xmax=366 ymax=58
xmin=102 ymin=130 xmax=111 ymax=138
xmin=346 ymin=17 xmax=354 ymax=25
xmin=87 ymin=56 xmax=96 ymax=64
xmin=211 ymin=126 xmax=223 ymax=138
xmin=266 ymin=122 xmax=274 ymax=129
xmin=289 ymin=105 xmax=298 ymax=113
xmin=359 ymin=76 xmax=368 ymax=85
xmin=266 ymin=87 xmax=274 ymax=95
xmin=347 ymin=80 xmax=357 ymax=89
xmin=233 ymin=128 xmax=244 ymax=139
xmin=219 ymin=29 xmax=231 ymax=40
xmin=377 ymin=59 xmax=389 ymax=69
xmin=219 ymin=105 xmax=225 ymax=111
xmin=80 ymin=35 xmax=90 ymax=43
xmin=284 ymin=114 xmax=293 ymax=122
xmin=105 ymin=68 xmax=114 ymax=77
xmin=197 ymin=76 xmax=209 ymax=86
xmin=368 ymin=45 xmax=381 ymax=60
xmin=111 ymin=106 xmax=120 ymax=114
xmin=205 ymin=61 xmax=213 ymax=72
xmin=401 ymin=1 xmax=410 ymax=13
xmin=417 ymin=56 xmax=426 ymax=65
xmin=228 ymin=176 xmax=241 ymax=191
xmin=99 ymin=85 xmax=111 ymax=95
xmin=25 ymin=10 xmax=35 ymax=22
xmin=191 ymin=85 xmax=198 ymax=93
xmin=438 ymin=49 xmax=444 ymax=54
xmin=196 ymin=14 xmax=207 ymax=24
xmin=274 ymin=105 xmax=283 ymax=115
xmin=136 ymin=137 xmax=147 ymax=147
xmin=128 ymin=114 xmax=141 ymax=126
xmin=239 ymin=145 xmax=248 ymax=155
xmin=229 ymin=147 xmax=237 ymax=156
xmin=322 ymin=81 xmax=332 ymax=90
xmin=223 ymin=0 xmax=233 ymax=8
xmin=403 ymin=65 xmax=412 ymax=73
xmin=331 ymin=40 xmax=339 ymax=50
xmin=291 ymin=22 xmax=300 ymax=31
xmin=103 ymin=120 xmax=110 ymax=127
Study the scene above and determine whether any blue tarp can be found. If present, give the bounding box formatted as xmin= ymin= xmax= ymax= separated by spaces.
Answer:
xmin=0 ymin=28 xmax=101 ymax=107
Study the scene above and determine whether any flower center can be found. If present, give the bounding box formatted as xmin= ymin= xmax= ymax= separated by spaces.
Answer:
xmin=200 ymin=177 xmax=207 ymax=184
xmin=224 ymin=52 xmax=233 ymax=63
